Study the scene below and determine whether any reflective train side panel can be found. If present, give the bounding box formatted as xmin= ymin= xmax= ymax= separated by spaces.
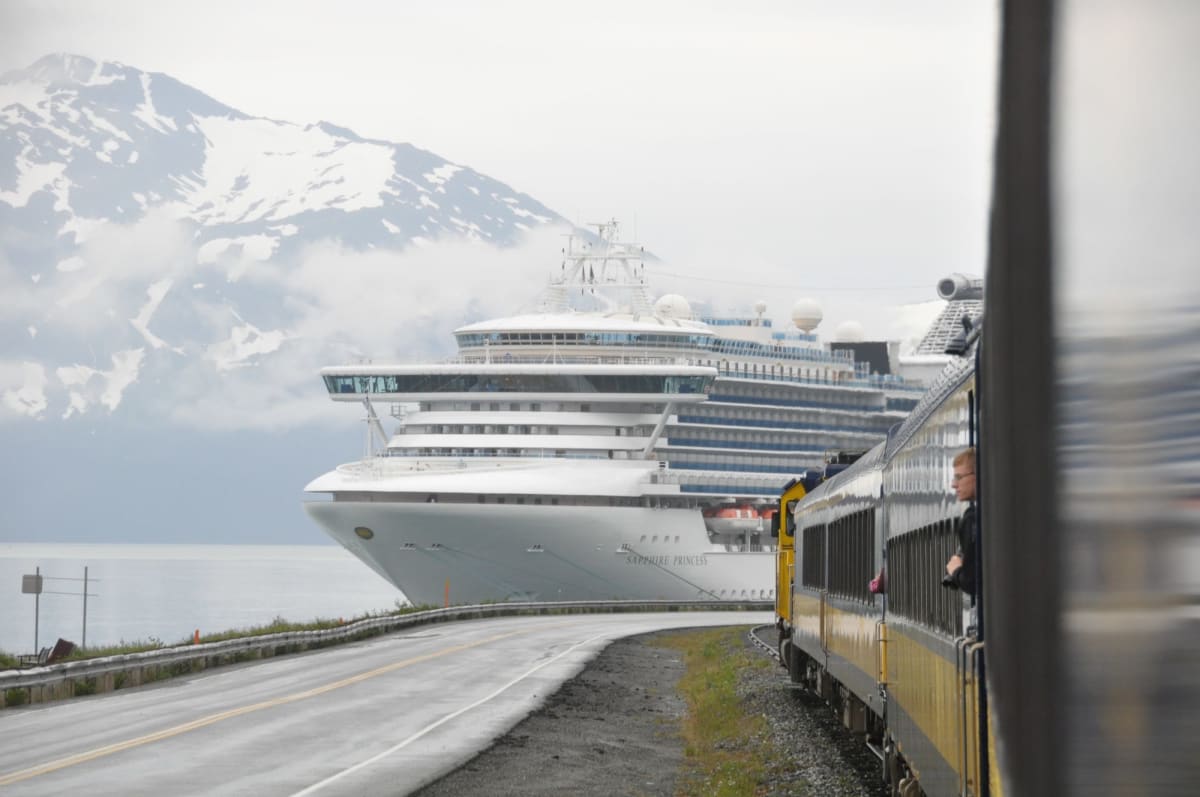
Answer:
xmin=881 ymin=353 xmax=978 ymax=796
xmin=790 ymin=445 xmax=886 ymax=723
xmin=781 ymin=342 xmax=987 ymax=797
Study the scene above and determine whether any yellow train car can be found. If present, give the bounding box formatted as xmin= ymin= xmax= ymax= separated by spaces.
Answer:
xmin=789 ymin=444 xmax=888 ymax=732
xmin=772 ymin=474 xmax=811 ymax=665
xmin=782 ymin=333 xmax=991 ymax=797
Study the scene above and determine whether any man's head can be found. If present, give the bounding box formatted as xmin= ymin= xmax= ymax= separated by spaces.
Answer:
xmin=952 ymin=447 xmax=976 ymax=502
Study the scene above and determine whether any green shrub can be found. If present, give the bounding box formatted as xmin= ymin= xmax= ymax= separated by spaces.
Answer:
xmin=4 ymin=688 xmax=29 ymax=707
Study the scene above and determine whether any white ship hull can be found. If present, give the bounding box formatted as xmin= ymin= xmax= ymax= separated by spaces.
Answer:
xmin=304 ymin=500 xmax=775 ymax=605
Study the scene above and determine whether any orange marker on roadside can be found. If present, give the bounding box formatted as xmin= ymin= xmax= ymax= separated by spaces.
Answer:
xmin=193 ymin=629 xmax=200 ymax=645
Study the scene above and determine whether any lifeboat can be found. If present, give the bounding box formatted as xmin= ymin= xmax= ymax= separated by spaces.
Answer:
xmin=702 ymin=504 xmax=762 ymax=535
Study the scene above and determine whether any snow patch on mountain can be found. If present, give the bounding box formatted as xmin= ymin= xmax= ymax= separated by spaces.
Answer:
xmin=0 ymin=158 xmax=66 ymax=207
xmin=180 ymin=115 xmax=396 ymax=225
xmin=132 ymin=71 xmax=177 ymax=134
xmin=424 ymin=164 xmax=462 ymax=185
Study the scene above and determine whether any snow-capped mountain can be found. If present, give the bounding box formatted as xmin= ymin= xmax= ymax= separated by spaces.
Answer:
xmin=0 ymin=53 xmax=572 ymax=426
xmin=1 ymin=53 xmax=562 ymax=265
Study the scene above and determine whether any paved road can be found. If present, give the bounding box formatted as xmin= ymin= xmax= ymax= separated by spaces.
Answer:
xmin=0 ymin=611 xmax=770 ymax=796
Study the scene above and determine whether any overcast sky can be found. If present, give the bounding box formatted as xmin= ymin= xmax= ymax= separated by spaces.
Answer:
xmin=0 ymin=0 xmax=999 ymax=335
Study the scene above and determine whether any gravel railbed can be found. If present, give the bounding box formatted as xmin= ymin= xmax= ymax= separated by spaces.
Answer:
xmin=740 ymin=632 xmax=886 ymax=796
xmin=413 ymin=626 xmax=884 ymax=796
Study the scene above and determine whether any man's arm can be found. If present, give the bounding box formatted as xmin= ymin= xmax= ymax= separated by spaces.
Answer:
xmin=946 ymin=508 xmax=976 ymax=594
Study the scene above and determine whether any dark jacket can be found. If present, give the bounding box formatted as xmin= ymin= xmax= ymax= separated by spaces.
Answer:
xmin=948 ymin=504 xmax=976 ymax=595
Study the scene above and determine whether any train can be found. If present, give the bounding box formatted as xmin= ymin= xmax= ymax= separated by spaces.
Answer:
xmin=766 ymin=4 xmax=1198 ymax=795
xmin=773 ymin=327 xmax=986 ymax=797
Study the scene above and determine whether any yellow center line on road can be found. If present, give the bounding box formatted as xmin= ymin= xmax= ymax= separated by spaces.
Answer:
xmin=0 ymin=624 xmax=548 ymax=787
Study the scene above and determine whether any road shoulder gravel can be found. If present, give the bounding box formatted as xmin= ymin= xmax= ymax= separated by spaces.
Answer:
xmin=413 ymin=626 xmax=884 ymax=796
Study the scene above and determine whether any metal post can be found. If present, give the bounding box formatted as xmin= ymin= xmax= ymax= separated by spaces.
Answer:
xmin=82 ymin=566 xmax=88 ymax=650
xmin=34 ymin=566 xmax=40 ymax=653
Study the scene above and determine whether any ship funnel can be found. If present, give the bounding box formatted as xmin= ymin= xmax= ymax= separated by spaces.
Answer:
xmin=937 ymin=273 xmax=984 ymax=301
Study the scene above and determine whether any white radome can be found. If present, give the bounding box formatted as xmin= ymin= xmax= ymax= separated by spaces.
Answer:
xmin=654 ymin=294 xmax=693 ymax=319
xmin=791 ymin=298 xmax=823 ymax=332
xmin=834 ymin=320 xmax=866 ymax=342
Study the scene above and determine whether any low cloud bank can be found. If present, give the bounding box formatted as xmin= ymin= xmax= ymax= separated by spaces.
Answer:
xmin=0 ymin=216 xmax=571 ymax=428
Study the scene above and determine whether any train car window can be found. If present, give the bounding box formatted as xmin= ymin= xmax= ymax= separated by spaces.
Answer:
xmin=800 ymin=523 xmax=826 ymax=589
xmin=827 ymin=509 xmax=874 ymax=603
xmin=886 ymin=520 xmax=963 ymax=636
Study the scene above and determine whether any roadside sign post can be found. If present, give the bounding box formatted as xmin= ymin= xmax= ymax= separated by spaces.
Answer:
xmin=22 ymin=568 xmax=43 ymax=653
xmin=20 ymin=567 xmax=99 ymax=654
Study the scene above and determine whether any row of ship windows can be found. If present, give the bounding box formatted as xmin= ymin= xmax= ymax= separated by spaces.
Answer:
xmin=406 ymin=425 xmax=559 ymax=435
xmin=680 ymin=483 xmax=783 ymax=496
xmin=454 ymin=332 xmax=846 ymax=364
xmin=668 ymin=451 xmax=847 ymax=467
xmin=667 ymin=438 xmax=829 ymax=454
xmin=402 ymin=425 xmax=658 ymax=436
xmin=677 ymin=414 xmax=891 ymax=435
xmin=392 ymin=449 xmax=630 ymax=460
xmin=408 ymin=495 xmax=717 ymax=510
xmin=402 ymin=419 xmax=884 ymax=438
xmin=326 ymin=374 xmax=710 ymax=396
xmin=386 ymin=448 xmax=832 ymax=473
xmin=671 ymin=427 xmax=873 ymax=445
xmin=708 ymin=392 xmax=881 ymax=414
xmin=457 ymin=332 xmax=712 ymax=347
xmin=712 ymin=361 xmax=850 ymax=379
xmin=419 ymin=402 xmax=659 ymax=413
xmin=718 ymin=589 xmax=774 ymax=599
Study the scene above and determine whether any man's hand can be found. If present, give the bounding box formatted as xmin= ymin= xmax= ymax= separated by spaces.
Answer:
xmin=946 ymin=555 xmax=963 ymax=576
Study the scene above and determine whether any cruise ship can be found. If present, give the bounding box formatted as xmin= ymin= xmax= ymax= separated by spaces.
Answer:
xmin=304 ymin=221 xmax=960 ymax=606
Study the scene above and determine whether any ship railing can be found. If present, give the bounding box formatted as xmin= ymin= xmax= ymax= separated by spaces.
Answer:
xmin=714 ymin=364 xmax=924 ymax=391
xmin=453 ymin=353 xmax=691 ymax=366
xmin=334 ymin=458 xmax=474 ymax=478
xmin=433 ymin=352 xmax=922 ymax=391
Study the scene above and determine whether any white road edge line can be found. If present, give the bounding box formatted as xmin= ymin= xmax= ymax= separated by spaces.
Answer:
xmin=290 ymin=631 xmax=612 ymax=796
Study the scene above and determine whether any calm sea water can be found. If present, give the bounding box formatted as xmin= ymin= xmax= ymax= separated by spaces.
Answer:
xmin=0 ymin=544 xmax=405 ymax=654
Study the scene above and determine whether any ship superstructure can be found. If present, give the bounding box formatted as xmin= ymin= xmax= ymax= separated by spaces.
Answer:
xmin=304 ymin=221 xmax=942 ymax=605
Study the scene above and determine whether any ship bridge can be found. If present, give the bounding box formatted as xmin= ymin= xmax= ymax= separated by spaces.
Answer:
xmin=321 ymin=363 xmax=716 ymax=403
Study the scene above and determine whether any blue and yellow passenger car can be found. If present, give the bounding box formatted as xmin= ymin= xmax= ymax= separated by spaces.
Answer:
xmin=780 ymin=335 xmax=994 ymax=797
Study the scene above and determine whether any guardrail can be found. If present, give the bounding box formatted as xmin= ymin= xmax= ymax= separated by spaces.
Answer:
xmin=0 ymin=599 xmax=771 ymax=710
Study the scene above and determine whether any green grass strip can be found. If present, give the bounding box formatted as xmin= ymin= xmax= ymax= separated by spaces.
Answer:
xmin=654 ymin=626 xmax=792 ymax=797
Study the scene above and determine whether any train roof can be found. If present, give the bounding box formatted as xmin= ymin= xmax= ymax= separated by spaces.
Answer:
xmin=792 ymin=328 xmax=979 ymax=511
xmin=884 ymin=332 xmax=979 ymax=458
xmin=800 ymin=438 xmax=887 ymax=504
